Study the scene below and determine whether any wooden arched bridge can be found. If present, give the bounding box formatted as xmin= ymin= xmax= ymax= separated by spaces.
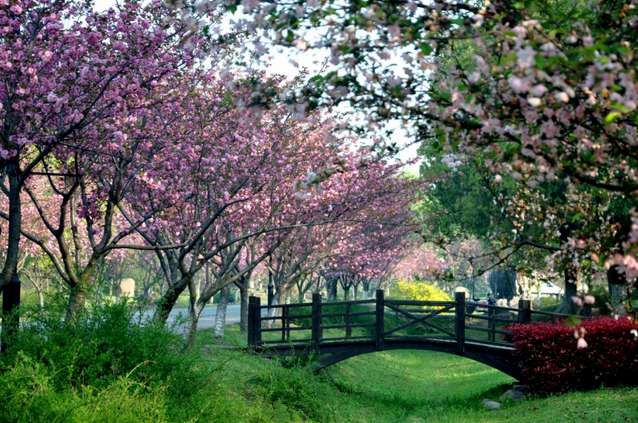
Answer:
xmin=247 ymin=291 xmax=569 ymax=382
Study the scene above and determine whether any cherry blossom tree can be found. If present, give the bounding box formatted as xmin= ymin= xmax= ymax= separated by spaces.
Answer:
xmin=205 ymin=0 xmax=638 ymax=316
xmin=0 ymin=0 xmax=222 ymax=299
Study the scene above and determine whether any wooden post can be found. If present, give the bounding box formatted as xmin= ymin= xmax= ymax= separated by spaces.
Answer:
xmin=455 ymin=291 xmax=465 ymax=354
xmin=312 ymin=293 xmax=322 ymax=353
xmin=345 ymin=303 xmax=352 ymax=339
xmin=518 ymin=299 xmax=532 ymax=324
xmin=488 ymin=307 xmax=495 ymax=343
xmin=282 ymin=305 xmax=288 ymax=342
xmin=254 ymin=296 xmax=262 ymax=344
xmin=375 ymin=289 xmax=384 ymax=351
xmin=247 ymin=296 xmax=256 ymax=347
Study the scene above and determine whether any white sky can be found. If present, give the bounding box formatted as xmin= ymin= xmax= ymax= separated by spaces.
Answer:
xmin=93 ymin=0 xmax=422 ymax=175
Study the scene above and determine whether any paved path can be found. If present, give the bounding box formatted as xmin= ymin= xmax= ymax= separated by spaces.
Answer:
xmin=159 ymin=305 xmax=241 ymax=330
xmin=1 ymin=305 xmax=243 ymax=337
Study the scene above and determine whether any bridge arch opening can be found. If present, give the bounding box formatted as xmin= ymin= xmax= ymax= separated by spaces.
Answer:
xmin=313 ymin=343 xmax=525 ymax=382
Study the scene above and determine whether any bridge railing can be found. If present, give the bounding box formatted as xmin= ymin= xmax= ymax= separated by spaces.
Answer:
xmin=247 ymin=290 xmax=571 ymax=353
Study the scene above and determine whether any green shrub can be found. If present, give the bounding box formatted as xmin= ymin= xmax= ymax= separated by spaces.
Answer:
xmin=1 ymin=301 xmax=211 ymax=395
xmin=0 ymin=354 xmax=168 ymax=423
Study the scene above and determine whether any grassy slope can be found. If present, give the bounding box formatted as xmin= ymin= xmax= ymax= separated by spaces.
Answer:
xmin=197 ymin=326 xmax=638 ymax=423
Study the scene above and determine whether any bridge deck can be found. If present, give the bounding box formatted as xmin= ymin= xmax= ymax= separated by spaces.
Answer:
xmin=247 ymin=290 xmax=569 ymax=381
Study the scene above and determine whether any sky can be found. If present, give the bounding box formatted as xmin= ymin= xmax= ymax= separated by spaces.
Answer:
xmin=93 ymin=0 xmax=422 ymax=175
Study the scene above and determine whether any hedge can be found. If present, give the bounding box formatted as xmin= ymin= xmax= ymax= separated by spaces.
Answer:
xmin=506 ymin=316 xmax=638 ymax=392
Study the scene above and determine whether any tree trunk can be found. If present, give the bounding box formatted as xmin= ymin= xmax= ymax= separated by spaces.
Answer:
xmin=362 ymin=281 xmax=370 ymax=300
xmin=239 ymin=282 xmax=249 ymax=332
xmin=265 ymin=290 xmax=281 ymax=328
xmin=67 ymin=285 xmax=87 ymax=321
xmin=186 ymin=299 xmax=205 ymax=347
xmin=155 ymin=285 xmax=183 ymax=323
xmin=329 ymin=279 xmax=338 ymax=300
xmin=556 ymin=268 xmax=580 ymax=314
xmin=488 ymin=268 xmax=517 ymax=300
xmin=607 ymin=265 xmax=626 ymax=314
xmin=37 ymin=288 xmax=44 ymax=309
xmin=213 ymin=285 xmax=230 ymax=338
xmin=343 ymin=285 xmax=350 ymax=300
xmin=0 ymin=166 xmax=21 ymax=294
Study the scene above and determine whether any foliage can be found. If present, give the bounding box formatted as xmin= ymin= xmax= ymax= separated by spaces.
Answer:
xmin=396 ymin=280 xmax=452 ymax=303
xmin=506 ymin=317 xmax=638 ymax=392
xmin=0 ymin=357 xmax=168 ymax=423
xmin=0 ymin=302 xmax=207 ymax=393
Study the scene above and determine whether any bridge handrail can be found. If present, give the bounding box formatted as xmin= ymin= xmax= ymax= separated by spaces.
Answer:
xmin=247 ymin=291 xmax=537 ymax=352
xmin=385 ymin=299 xmax=456 ymax=306
xmin=529 ymin=309 xmax=570 ymax=318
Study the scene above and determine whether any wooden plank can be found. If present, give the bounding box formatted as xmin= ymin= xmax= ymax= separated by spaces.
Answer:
xmin=375 ymin=289 xmax=385 ymax=351
xmin=518 ymin=299 xmax=532 ymax=324
xmin=282 ymin=306 xmax=288 ymax=342
xmin=247 ymin=296 xmax=256 ymax=348
xmin=322 ymin=299 xmax=375 ymax=306
xmin=455 ymin=292 xmax=465 ymax=354
xmin=385 ymin=300 xmax=455 ymax=306
xmin=465 ymin=314 xmax=517 ymax=324
xmin=394 ymin=308 xmax=456 ymax=314
xmin=346 ymin=303 xmax=352 ymax=339
xmin=387 ymin=302 xmax=454 ymax=319
xmin=312 ymin=293 xmax=322 ymax=353
xmin=488 ymin=307 xmax=495 ymax=342
xmin=320 ymin=335 xmax=373 ymax=342
xmin=261 ymin=326 xmax=312 ymax=333
xmin=254 ymin=296 xmax=262 ymax=345
xmin=374 ymin=289 xmax=385 ymax=351
xmin=260 ymin=338 xmax=312 ymax=344
xmin=257 ymin=302 xmax=312 ymax=309
xmin=530 ymin=309 xmax=567 ymax=318
xmin=465 ymin=337 xmax=513 ymax=348
xmin=384 ymin=303 xmax=455 ymax=336
xmin=466 ymin=325 xmax=512 ymax=336
xmin=349 ymin=311 xmax=376 ymax=317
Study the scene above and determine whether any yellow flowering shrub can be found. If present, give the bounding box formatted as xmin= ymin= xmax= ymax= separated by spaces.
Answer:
xmin=396 ymin=280 xmax=452 ymax=303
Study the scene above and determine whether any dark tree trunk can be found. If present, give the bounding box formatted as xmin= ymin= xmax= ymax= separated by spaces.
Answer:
xmin=0 ymin=166 xmax=21 ymax=294
xmin=343 ymin=284 xmax=350 ymax=300
xmin=488 ymin=268 xmax=517 ymax=300
xmin=66 ymin=285 xmax=88 ymax=321
xmin=327 ymin=278 xmax=338 ymax=300
xmin=186 ymin=299 xmax=204 ymax=347
xmin=155 ymin=285 xmax=185 ymax=323
xmin=607 ymin=265 xmax=626 ymax=313
xmin=556 ymin=268 xmax=580 ymax=314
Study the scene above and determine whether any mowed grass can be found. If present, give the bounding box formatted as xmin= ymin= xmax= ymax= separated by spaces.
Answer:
xmin=205 ymin=325 xmax=638 ymax=423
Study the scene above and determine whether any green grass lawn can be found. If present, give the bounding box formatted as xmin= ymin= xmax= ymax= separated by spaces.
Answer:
xmin=202 ymin=325 xmax=638 ymax=423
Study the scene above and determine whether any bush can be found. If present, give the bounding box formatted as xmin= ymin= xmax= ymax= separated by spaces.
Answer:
xmin=0 ymin=355 xmax=169 ymax=423
xmin=396 ymin=280 xmax=452 ymax=303
xmin=506 ymin=316 xmax=638 ymax=392
xmin=0 ymin=300 xmax=216 ymax=415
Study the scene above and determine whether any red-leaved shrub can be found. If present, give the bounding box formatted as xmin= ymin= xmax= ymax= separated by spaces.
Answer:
xmin=506 ymin=316 xmax=638 ymax=392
